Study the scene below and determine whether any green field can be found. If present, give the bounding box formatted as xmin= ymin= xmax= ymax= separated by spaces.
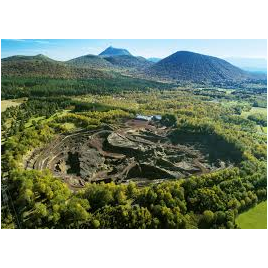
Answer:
xmin=236 ymin=201 xmax=267 ymax=229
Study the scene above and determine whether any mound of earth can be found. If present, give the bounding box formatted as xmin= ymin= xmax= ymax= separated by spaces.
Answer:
xmin=24 ymin=120 xmax=233 ymax=189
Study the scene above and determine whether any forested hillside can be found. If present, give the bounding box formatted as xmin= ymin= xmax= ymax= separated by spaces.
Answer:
xmin=1 ymin=54 xmax=110 ymax=79
xmin=147 ymin=51 xmax=254 ymax=82
xmin=1 ymin=76 xmax=174 ymax=99
xmin=67 ymin=54 xmax=114 ymax=69
xmin=104 ymin=55 xmax=153 ymax=69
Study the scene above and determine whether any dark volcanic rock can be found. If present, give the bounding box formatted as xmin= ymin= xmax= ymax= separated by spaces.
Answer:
xmin=24 ymin=124 xmax=231 ymax=188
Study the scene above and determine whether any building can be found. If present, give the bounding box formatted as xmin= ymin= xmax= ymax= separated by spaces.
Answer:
xmin=135 ymin=114 xmax=162 ymax=121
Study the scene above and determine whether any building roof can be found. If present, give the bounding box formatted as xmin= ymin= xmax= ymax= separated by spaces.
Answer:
xmin=136 ymin=115 xmax=153 ymax=121
xmin=135 ymin=114 xmax=162 ymax=121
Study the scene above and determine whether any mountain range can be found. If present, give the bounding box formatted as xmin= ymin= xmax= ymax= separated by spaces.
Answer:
xmin=2 ymin=47 xmax=266 ymax=83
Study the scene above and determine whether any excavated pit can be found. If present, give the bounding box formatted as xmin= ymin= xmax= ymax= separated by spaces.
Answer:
xmin=24 ymin=119 xmax=233 ymax=188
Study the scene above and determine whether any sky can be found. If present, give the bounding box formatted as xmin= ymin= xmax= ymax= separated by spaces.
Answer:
xmin=1 ymin=39 xmax=267 ymax=61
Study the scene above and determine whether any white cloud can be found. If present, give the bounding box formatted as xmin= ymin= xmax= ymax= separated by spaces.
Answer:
xmin=34 ymin=40 xmax=50 ymax=44
xmin=7 ymin=39 xmax=51 ymax=44
xmin=9 ymin=39 xmax=26 ymax=42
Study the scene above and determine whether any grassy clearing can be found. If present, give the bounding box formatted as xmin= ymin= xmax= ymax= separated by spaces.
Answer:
xmin=241 ymin=107 xmax=267 ymax=133
xmin=216 ymin=88 xmax=235 ymax=94
xmin=236 ymin=201 xmax=267 ymax=229
xmin=220 ymin=100 xmax=239 ymax=107
xmin=1 ymin=99 xmax=23 ymax=112
xmin=255 ymin=125 xmax=263 ymax=133
xmin=46 ymin=109 xmax=73 ymax=123
xmin=24 ymin=110 xmax=72 ymax=128
xmin=251 ymin=107 xmax=267 ymax=115
xmin=24 ymin=116 xmax=46 ymax=128
xmin=241 ymin=107 xmax=267 ymax=118
xmin=61 ymin=122 xmax=76 ymax=130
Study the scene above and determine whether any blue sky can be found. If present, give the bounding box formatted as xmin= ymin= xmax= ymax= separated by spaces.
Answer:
xmin=1 ymin=39 xmax=267 ymax=61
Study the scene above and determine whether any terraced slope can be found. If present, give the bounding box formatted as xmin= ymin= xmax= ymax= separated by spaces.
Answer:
xmin=24 ymin=120 xmax=232 ymax=189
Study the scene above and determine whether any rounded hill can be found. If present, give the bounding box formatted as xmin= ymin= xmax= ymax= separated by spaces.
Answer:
xmin=67 ymin=54 xmax=114 ymax=69
xmin=147 ymin=51 xmax=251 ymax=82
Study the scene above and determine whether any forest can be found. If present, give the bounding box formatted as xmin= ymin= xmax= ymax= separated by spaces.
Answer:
xmin=1 ymin=76 xmax=174 ymax=99
xmin=1 ymin=84 xmax=267 ymax=229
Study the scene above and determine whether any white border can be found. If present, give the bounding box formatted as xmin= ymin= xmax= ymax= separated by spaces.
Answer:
xmin=0 ymin=1 xmax=267 ymax=268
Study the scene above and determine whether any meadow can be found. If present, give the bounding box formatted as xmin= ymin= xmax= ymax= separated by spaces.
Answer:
xmin=236 ymin=201 xmax=267 ymax=229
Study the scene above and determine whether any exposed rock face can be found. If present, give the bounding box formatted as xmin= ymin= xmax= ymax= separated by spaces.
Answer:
xmin=107 ymin=132 xmax=141 ymax=150
xmin=79 ymin=148 xmax=106 ymax=179
xmin=24 ymin=121 xmax=231 ymax=188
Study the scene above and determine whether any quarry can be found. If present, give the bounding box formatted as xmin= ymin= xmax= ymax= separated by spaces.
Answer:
xmin=24 ymin=118 xmax=230 ymax=189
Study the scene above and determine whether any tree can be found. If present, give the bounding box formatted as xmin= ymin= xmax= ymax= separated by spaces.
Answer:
xmin=160 ymin=114 xmax=177 ymax=127
xmin=201 ymin=210 xmax=215 ymax=228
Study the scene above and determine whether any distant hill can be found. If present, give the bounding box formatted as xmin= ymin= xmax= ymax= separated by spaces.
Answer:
xmin=147 ymin=57 xmax=162 ymax=63
xmin=1 ymin=54 xmax=110 ymax=79
xmin=67 ymin=54 xmax=113 ymax=69
xmin=104 ymin=55 xmax=153 ymax=70
xmin=1 ymin=54 xmax=56 ymax=63
xmin=99 ymin=46 xmax=132 ymax=57
xmin=224 ymin=57 xmax=267 ymax=74
xmin=147 ymin=51 xmax=254 ymax=82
